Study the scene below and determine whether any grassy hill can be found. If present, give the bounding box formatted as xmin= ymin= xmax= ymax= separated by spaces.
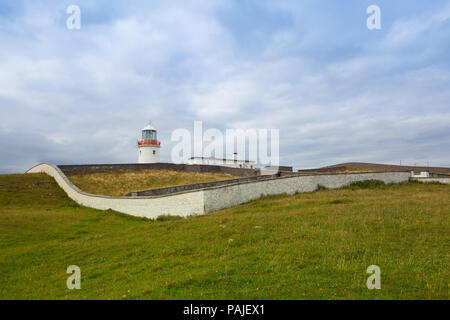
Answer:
xmin=0 ymin=173 xmax=448 ymax=299
xmin=66 ymin=170 xmax=237 ymax=196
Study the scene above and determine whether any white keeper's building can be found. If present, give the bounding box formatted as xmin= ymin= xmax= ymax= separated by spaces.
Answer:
xmin=188 ymin=153 xmax=255 ymax=169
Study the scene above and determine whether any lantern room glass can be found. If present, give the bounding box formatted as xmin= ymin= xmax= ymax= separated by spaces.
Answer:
xmin=142 ymin=130 xmax=157 ymax=140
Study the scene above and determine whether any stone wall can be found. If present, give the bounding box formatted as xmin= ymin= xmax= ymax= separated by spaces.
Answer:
xmin=58 ymin=163 xmax=260 ymax=177
xmin=126 ymin=174 xmax=278 ymax=196
xmin=411 ymin=177 xmax=450 ymax=184
xmin=27 ymin=163 xmax=204 ymax=218
xmin=299 ymin=162 xmax=450 ymax=177
xmin=27 ymin=163 xmax=411 ymax=219
xmin=203 ymin=171 xmax=411 ymax=212
xmin=264 ymin=165 xmax=293 ymax=172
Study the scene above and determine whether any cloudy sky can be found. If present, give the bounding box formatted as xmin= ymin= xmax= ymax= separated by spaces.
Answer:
xmin=1 ymin=0 xmax=449 ymax=173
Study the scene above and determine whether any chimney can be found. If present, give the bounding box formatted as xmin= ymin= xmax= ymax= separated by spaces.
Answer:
xmin=233 ymin=152 xmax=237 ymax=161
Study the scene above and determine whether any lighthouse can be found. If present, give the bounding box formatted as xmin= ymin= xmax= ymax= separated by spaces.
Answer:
xmin=137 ymin=123 xmax=161 ymax=163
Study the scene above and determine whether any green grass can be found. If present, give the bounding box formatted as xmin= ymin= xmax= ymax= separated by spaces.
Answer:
xmin=66 ymin=170 xmax=237 ymax=196
xmin=0 ymin=173 xmax=449 ymax=299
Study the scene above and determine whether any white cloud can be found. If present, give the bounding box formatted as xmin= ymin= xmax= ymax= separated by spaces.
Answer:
xmin=0 ymin=1 xmax=449 ymax=172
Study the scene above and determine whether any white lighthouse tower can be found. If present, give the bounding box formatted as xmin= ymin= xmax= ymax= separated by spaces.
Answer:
xmin=137 ymin=122 xmax=161 ymax=163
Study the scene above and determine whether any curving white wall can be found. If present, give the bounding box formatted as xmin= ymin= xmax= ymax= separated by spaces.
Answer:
xmin=27 ymin=163 xmax=411 ymax=219
xmin=26 ymin=163 xmax=204 ymax=218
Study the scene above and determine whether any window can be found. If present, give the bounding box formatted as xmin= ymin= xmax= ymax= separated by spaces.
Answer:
xmin=143 ymin=130 xmax=157 ymax=140
xmin=153 ymin=150 xmax=156 ymax=155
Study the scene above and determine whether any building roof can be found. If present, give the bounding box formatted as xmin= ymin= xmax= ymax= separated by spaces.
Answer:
xmin=142 ymin=124 xmax=156 ymax=131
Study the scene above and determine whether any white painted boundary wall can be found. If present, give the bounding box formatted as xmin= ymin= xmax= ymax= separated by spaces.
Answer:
xmin=27 ymin=163 xmax=204 ymax=218
xmin=27 ymin=163 xmax=411 ymax=219
xmin=412 ymin=177 xmax=450 ymax=184
xmin=203 ymin=171 xmax=411 ymax=212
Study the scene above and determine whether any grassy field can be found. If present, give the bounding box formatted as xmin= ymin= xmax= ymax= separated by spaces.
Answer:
xmin=66 ymin=170 xmax=237 ymax=196
xmin=0 ymin=173 xmax=448 ymax=299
